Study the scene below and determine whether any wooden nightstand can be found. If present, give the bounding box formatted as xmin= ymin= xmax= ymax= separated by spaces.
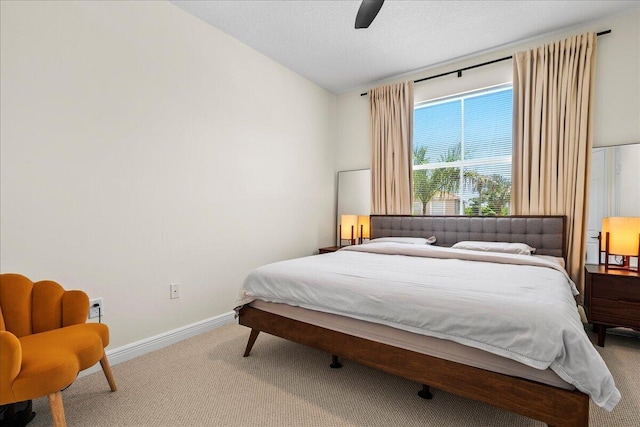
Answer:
xmin=584 ymin=264 xmax=640 ymax=347
xmin=318 ymin=246 xmax=341 ymax=254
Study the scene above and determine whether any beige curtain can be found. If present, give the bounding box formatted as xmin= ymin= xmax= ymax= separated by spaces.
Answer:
xmin=512 ymin=32 xmax=597 ymax=297
xmin=369 ymin=81 xmax=414 ymax=215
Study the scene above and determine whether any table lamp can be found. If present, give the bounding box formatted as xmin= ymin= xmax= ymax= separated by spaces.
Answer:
xmin=600 ymin=217 xmax=640 ymax=271
xmin=357 ymin=215 xmax=370 ymax=244
xmin=340 ymin=214 xmax=358 ymax=246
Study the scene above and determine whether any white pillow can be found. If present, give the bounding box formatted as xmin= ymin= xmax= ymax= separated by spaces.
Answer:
xmin=451 ymin=241 xmax=536 ymax=255
xmin=368 ymin=237 xmax=435 ymax=245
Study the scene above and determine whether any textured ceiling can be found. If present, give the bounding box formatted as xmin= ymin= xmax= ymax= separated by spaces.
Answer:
xmin=170 ymin=1 xmax=640 ymax=94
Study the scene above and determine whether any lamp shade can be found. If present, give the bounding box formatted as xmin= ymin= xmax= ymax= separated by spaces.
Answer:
xmin=357 ymin=215 xmax=370 ymax=239
xmin=601 ymin=217 xmax=640 ymax=255
xmin=340 ymin=215 xmax=358 ymax=239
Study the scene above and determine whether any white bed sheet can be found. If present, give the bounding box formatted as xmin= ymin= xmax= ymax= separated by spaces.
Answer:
xmin=239 ymin=242 xmax=620 ymax=410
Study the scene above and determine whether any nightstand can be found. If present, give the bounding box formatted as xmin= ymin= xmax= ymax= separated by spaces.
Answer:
xmin=318 ymin=246 xmax=341 ymax=254
xmin=584 ymin=264 xmax=640 ymax=347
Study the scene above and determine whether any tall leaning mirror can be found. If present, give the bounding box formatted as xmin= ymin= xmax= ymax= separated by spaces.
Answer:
xmin=586 ymin=142 xmax=640 ymax=264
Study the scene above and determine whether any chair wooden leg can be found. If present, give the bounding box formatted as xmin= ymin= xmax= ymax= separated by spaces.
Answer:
xmin=100 ymin=352 xmax=118 ymax=392
xmin=48 ymin=391 xmax=66 ymax=427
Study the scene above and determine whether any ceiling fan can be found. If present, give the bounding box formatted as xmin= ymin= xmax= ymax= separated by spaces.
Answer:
xmin=355 ymin=0 xmax=385 ymax=29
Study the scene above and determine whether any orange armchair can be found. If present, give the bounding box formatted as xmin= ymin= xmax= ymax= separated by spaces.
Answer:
xmin=0 ymin=273 xmax=117 ymax=426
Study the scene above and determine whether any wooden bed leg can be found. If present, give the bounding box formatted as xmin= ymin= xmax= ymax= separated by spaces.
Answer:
xmin=418 ymin=384 xmax=433 ymax=399
xmin=330 ymin=354 xmax=343 ymax=369
xmin=243 ymin=329 xmax=260 ymax=357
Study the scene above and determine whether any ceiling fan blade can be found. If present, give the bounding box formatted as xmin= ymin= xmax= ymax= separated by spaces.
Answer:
xmin=355 ymin=0 xmax=385 ymax=29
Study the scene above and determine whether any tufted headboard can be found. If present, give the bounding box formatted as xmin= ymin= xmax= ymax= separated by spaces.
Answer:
xmin=370 ymin=215 xmax=566 ymax=259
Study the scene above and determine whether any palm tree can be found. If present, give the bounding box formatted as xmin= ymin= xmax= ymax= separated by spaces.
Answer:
xmin=413 ymin=147 xmax=436 ymax=215
xmin=485 ymin=174 xmax=511 ymax=215
xmin=413 ymin=144 xmax=463 ymax=215
xmin=464 ymin=174 xmax=511 ymax=216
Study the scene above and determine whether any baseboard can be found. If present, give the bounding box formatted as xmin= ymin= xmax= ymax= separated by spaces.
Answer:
xmin=80 ymin=311 xmax=236 ymax=378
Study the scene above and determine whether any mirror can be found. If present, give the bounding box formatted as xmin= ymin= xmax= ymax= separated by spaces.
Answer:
xmin=585 ymin=143 xmax=640 ymax=264
xmin=336 ymin=169 xmax=371 ymax=245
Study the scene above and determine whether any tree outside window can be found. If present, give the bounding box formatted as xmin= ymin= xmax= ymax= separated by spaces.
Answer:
xmin=413 ymin=85 xmax=512 ymax=216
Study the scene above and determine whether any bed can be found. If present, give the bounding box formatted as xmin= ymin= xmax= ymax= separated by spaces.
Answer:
xmin=236 ymin=215 xmax=619 ymax=427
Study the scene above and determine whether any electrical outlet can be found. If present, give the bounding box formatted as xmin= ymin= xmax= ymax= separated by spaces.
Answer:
xmin=170 ymin=283 xmax=180 ymax=299
xmin=89 ymin=298 xmax=103 ymax=319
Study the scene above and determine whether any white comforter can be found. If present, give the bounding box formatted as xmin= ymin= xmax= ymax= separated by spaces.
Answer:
xmin=239 ymin=242 xmax=620 ymax=410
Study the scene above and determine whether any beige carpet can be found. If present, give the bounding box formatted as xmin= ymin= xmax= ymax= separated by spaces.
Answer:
xmin=29 ymin=323 xmax=639 ymax=426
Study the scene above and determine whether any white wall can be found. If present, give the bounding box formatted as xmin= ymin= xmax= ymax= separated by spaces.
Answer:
xmin=336 ymin=11 xmax=640 ymax=171
xmin=0 ymin=1 xmax=337 ymax=348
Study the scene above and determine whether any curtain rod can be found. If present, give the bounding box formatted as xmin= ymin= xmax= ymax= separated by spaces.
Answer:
xmin=360 ymin=29 xmax=611 ymax=96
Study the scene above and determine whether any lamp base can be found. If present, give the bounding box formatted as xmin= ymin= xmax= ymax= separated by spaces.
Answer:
xmin=602 ymin=255 xmax=638 ymax=272
xmin=599 ymin=230 xmax=639 ymax=272
xmin=338 ymin=239 xmax=356 ymax=248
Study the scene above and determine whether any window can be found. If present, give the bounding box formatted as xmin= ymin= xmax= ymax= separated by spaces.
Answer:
xmin=413 ymin=85 xmax=512 ymax=216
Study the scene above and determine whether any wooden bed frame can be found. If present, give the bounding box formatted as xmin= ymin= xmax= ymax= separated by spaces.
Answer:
xmin=238 ymin=215 xmax=589 ymax=427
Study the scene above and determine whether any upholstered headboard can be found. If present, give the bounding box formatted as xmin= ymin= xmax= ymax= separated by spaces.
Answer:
xmin=370 ymin=215 xmax=566 ymax=259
